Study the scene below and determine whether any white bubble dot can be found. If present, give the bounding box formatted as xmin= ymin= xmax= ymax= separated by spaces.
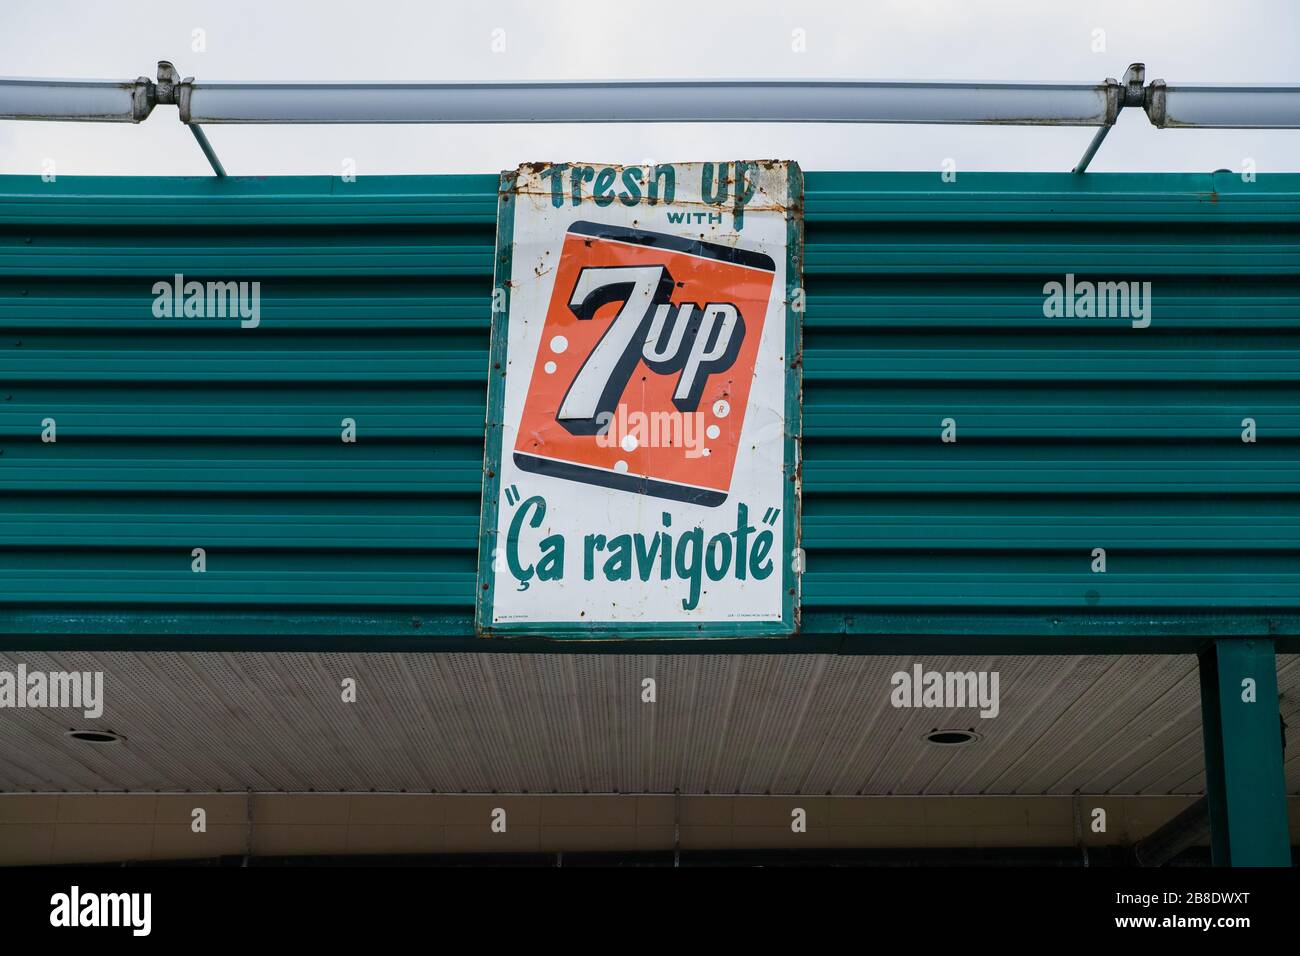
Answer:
xmin=706 ymin=424 xmax=720 ymax=440
xmin=713 ymin=399 xmax=731 ymax=419
xmin=614 ymin=460 xmax=628 ymax=473
xmin=702 ymin=448 xmax=711 ymax=456
xmin=544 ymin=361 xmax=557 ymax=374
xmin=620 ymin=434 xmax=638 ymax=452
xmin=550 ymin=335 xmax=569 ymax=354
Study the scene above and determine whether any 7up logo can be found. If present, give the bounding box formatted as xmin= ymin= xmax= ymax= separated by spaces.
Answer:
xmin=558 ymin=265 xmax=745 ymax=429
xmin=513 ymin=221 xmax=775 ymax=506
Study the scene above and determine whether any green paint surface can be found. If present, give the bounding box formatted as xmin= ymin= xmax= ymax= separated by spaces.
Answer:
xmin=1 ymin=171 xmax=1297 ymax=651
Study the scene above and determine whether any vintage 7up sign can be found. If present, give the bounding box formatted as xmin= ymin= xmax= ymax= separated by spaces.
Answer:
xmin=477 ymin=161 xmax=802 ymax=636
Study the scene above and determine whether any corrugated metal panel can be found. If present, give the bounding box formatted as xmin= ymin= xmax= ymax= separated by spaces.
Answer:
xmin=0 ymin=172 xmax=1297 ymax=647
xmin=1 ymin=650 xmax=1297 ymax=795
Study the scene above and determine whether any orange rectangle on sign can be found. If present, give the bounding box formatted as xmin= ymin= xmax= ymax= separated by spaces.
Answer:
xmin=513 ymin=221 xmax=775 ymax=506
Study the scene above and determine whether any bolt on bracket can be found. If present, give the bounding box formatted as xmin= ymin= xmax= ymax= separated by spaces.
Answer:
xmin=155 ymin=60 xmax=195 ymax=124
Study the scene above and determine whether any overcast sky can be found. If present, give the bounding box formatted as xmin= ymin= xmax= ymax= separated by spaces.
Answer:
xmin=1 ymin=0 xmax=1297 ymax=177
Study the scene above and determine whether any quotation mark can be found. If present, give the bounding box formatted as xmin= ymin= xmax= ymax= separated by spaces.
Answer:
xmin=762 ymin=507 xmax=780 ymax=526
xmin=504 ymin=484 xmax=521 ymax=506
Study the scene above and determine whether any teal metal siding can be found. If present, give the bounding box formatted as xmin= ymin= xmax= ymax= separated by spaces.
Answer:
xmin=1 ymin=172 xmax=1297 ymax=651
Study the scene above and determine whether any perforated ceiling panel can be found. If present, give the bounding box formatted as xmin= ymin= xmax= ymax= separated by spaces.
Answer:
xmin=1 ymin=652 xmax=1297 ymax=796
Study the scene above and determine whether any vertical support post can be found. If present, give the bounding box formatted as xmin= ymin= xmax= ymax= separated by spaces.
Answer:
xmin=1197 ymin=638 xmax=1291 ymax=866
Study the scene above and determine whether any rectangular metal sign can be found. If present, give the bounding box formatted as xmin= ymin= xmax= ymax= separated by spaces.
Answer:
xmin=476 ymin=161 xmax=803 ymax=636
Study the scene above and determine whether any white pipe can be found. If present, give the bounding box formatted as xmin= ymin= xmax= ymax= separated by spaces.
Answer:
xmin=0 ymin=76 xmax=150 ymax=122
xmin=181 ymin=79 xmax=1118 ymax=126
xmin=1150 ymin=81 xmax=1300 ymax=129
xmin=6 ymin=69 xmax=1300 ymax=131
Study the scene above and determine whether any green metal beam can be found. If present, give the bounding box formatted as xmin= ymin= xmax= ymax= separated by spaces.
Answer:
xmin=1198 ymin=638 xmax=1291 ymax=866
xmin=1 ymin=172 xmax=1298 ymax=651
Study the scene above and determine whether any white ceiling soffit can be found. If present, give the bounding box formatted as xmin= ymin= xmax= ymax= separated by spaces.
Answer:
xmin=0 ymin=652 xmax=1296 ymax=797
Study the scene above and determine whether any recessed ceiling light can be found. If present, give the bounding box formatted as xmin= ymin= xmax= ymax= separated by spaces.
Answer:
xmin=65 ymin=730 xmax=124 ymax=744
xmin=925 ymin=729 xmax=981 ymax=746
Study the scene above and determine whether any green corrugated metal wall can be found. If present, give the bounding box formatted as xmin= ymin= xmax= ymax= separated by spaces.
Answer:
xmin=1 ymin=171 xmax=1297 ymax=651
